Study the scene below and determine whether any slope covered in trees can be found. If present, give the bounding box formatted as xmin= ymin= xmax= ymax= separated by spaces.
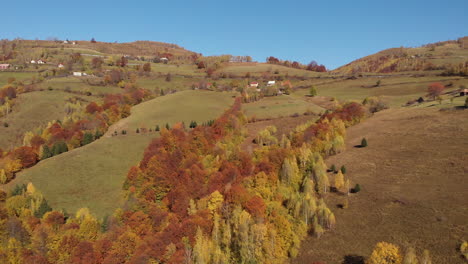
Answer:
xmin=0 ymin=97 xmax=367 ymax=263
xmin=333 ymin=37 xmax=468 ymax=74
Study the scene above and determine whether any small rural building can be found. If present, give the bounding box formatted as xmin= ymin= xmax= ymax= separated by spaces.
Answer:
xmin=267 ymin=80 xmax=276 ymax=86
xmin=30 ymin=60 xmax=36 ymax=64
xmin=58 ymin=64 xmax=64 ymax=68
xmin=250 ymin=82 xmax=259 ymax=88
xmin=460 ymin=89 xmax=468 ymax=96
xmin=63 ymin=40 xmax=69 ymax=44
xmin=73 ymin=72 xmax=87 ymax=77
xmin=37 ymin=60 xmax=46 ymax=64
xmin=0 ymin=64 xmax=10 ymax=70
xmin=160 ymin=57 xmax=169 ymax=62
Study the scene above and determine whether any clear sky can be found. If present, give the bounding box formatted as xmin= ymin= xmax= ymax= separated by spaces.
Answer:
xmin=2 ymin=0 xmax=467 ymax=69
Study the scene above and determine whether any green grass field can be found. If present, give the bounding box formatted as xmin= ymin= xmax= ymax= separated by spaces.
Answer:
xmin=219 ymin=63 xmax=324 ymax=78
xmin=40 ymin=77 xmax=122 ymax=95
xmin=5 ymin=90 xmax=236 ymax=218
xmin=137 ymin=75 xmax=202 ymax=92
xmin=243 ymin=94 xmax=324 ymax=119
xmin=0 ymin=72 xmax=38 ymax=86
xmin=0 ymin=90 xmax=99 ymax=149
xmin=294 ymin=75 xmax=466 ymax=107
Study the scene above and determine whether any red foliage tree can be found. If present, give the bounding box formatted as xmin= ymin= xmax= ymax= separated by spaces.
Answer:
xmin=30 ymin=135 xmax=45 ymax=150
xmin=267 ymin=56 xmax=280 ymax=64
xmin=244 ymin=195 xmax=266 ymax=218
xmin=306 ymin=61 xmax=327 ymax=72
xmin=86 ymin=102 xmax=102 ymax=114
xmin=197 ymin=61 xmax=206 ymax=69
xmin=91 ymin=57 xmax=103 ymax=69
xmin=12 ymin=146 xmax=38 ymax=168
xmin=291 ymin=61 xmax=301 ymax=69
xmin=427 ymin=82 xmax=445 ymax=99
xmin=71 ymin=241 xmax=97 ymax=264
xmin=43 ymin=211 xmax=65 ymax=229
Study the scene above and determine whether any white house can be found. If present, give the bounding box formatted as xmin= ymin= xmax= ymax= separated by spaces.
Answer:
xmin=37 ymin=60 xmax=46 ymax=64
xmin=63 ymin=40 xmax=69 ymax=44
xmin=249 ymin=82 xmax=259 ymax=88
xmin=0 ymin=64 xmax=10 ymax=70
xmin=58 ymin=64 xmax=64 ymax=68
xmin=73 ymin=72 xmax=87 ymax=77
xmin=267 ymin=80 xmax=276 ymax=86
xmin=30 ymin=60 xmax=36 ymax=64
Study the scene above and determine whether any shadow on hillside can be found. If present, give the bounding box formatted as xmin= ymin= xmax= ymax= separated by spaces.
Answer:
xmin=342 ymin=255 xmax=365 ymax=264
xmin=353 ymin=145 xmax=364 ymax=148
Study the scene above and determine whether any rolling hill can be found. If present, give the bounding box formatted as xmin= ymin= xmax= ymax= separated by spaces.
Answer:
xmin=333 ymin=37 xmax=468 ymax=74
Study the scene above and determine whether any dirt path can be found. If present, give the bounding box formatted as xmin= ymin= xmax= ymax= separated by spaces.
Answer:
xmin=293 ymin=107 xmax=468 ymax=264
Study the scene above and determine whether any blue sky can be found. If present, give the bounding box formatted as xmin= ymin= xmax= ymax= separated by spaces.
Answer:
xmin=2 ymin=0 xmax=467 ymax=69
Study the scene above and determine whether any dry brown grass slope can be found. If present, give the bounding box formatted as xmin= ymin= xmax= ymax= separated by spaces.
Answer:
xmin=293 ymin=107 xmax=468 ymax=264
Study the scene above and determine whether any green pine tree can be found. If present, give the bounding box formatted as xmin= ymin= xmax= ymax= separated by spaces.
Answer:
xmin=309 ymin=86 xmax=317 ymax=97
xmin=42 ymin=145 xmax=52 ymax=159
xmin=34 ymin=199 xmax=52 ymax=218
xmin=340 ymin=165 xmax=347 ymax=174
xmin=82 ymin=132 xmax=94 ymax=145
xmin=361 ymin=138 xmax=368 ymax=147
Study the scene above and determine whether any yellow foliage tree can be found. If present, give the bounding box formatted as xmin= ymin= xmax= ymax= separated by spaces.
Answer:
xmin=403 ymin=247 xmax=418 ymax=264
xmin=207 ymin=191 xmax=224 ymax=214
xmin=26 ymin=182 xmax=36 ymax=195
xmin=335 ymin=171 xmax=345 ymax=191
xmin=5 ymin=159 xmax=22 ymax=174
xmin=0 ymin=169 xmax=7 ymax=184
xmin=367 ymin=242 xmax=402 ymax=264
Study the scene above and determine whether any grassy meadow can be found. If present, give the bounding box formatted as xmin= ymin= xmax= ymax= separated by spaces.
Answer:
xmin=0 ymin=90 xmax=99 ymax=149
xmin=243 ymin=94 xmax=324 ymax=119
xmin=219 ymin=63 xmax=324 ymax=78
xmin=0 ymin=72 xmax=38 ymax=86
xmin=294 ymin=75 xmax=467 ymax=107
xmin=40 ymin=77 xmax=122 ymax=95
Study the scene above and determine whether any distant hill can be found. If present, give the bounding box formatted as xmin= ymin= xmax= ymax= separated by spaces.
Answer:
xmin=77 ymin=40 xmax=199 ymax=58
xmin=333 ymin=37 xmax=468 ymax=74
xmin=0 ymin=39 xmax=199 ymax=64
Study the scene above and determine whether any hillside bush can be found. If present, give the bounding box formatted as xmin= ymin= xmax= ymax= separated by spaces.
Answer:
xmin=340 ymin=165 xmax=347 ymax=174
xmin=353 ymin=184 xmax=361 ymax=193
xmin=361 ymin=138 xmax=368 ymax=147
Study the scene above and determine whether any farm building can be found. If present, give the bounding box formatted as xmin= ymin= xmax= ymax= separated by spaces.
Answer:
xmin=37 ymin=60 xmax=46 ymax=64
xmin=267 ymin=80 xmax=276 ymax=86
xmin=250 ymin=82 xmax=259 ymax=88
xmin=58 ymin=64 xmax=64 ymax=68
xmin=30 ymin=60 xmax=36 ymax=64
xmin=0 ymin=64 xmax=10 ymax=70
xmin=73 ymin=72 xmax=87 ymax=77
